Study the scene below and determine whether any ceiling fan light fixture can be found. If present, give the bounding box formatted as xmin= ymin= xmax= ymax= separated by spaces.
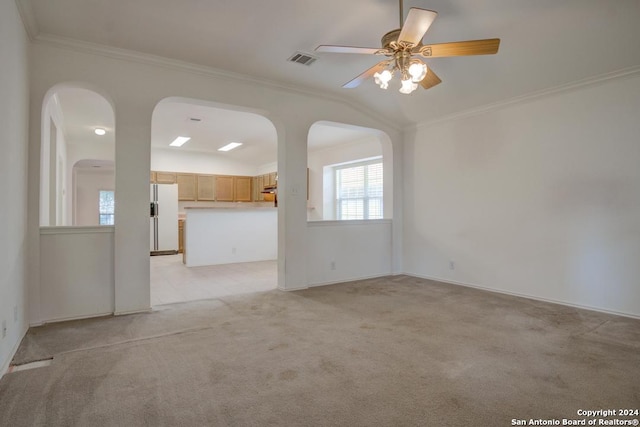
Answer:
xmin=374 ymin=69 xmax=393 ymax=89
xmin=315 ymin=0 xmax=500 ymax=94
xmin=408 ymin=61 xmax=428 ymax=82
xmin=399 ymin=77 xmax=418 ymax=94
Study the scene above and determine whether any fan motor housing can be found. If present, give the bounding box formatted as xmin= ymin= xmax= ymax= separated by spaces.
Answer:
xmin=381 ymin=29 xmax=423 ymax=49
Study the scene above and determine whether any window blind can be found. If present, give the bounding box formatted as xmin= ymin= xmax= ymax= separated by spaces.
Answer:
xmin=335 ymin=160 xmax=383 ymax=220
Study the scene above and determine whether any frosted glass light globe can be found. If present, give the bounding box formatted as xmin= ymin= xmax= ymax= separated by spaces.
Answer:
xmin=399 ymin=78 xmax=418 ymax=94
xmin=374 ymin=69 xmax=393 ymax=89
xmin=408 ymin=62 xmax=427 ymax=82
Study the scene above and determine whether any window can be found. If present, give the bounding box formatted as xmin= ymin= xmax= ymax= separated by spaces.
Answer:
xmin=98 ymin=190 xmax=115 ymax=225
xmin=335 ymin=159 xmax=383 ymax=220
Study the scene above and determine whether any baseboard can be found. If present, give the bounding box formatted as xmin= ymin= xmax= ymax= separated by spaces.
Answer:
xmin=278 ymin=285 xmax=308 ymax=292
xmin=32 ymin=312 xmax=115 ymax=326
xmin=0 ymin=327 xmax=28 ymax=380
xmin=114 ymin=308 xmax=152 ymax=316
xmin=406 ymin=273 xmax=640 ymax=320
xmin=308 ymin=273 xmax=391 ymax=288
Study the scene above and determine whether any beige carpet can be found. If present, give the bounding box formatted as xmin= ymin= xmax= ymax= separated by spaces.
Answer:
xmin=1 ymin=275 xmax=639 ymax=426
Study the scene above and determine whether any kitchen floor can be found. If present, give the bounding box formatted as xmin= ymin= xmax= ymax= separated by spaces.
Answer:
xmin=150 ymin=254 xmax=277 ymax=306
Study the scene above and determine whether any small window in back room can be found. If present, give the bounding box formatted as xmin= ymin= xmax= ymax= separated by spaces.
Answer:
xmin=98 ymin=190 xmax=115 ymax=225
xmin=335 ymin=158 xmax=383 ymax=220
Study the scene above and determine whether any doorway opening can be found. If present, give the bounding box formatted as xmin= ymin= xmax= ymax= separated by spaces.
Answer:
xmin=307 ymin=121 xmax=393 ymax=221
xmin=40 ymin=85 xmax=115 ymax=227
xmin=150 ymin=97 xmax=278 ymax=306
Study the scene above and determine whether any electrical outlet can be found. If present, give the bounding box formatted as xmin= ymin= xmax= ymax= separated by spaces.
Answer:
xmin=449 ymin=261 xmax=455 ymax=270
xmin=330 ymin=261 xmax=336 ymax=270
xmin=14 ymin=306 xmax=18 ymax=322
xmin=2 ymin=320 xmax=6 ymax=338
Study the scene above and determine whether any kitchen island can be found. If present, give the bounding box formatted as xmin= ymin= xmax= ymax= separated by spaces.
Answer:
xmin=183 ymin=206 xmax=277 ymax=267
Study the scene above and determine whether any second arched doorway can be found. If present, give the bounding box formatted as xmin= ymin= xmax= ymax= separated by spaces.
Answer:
xmin=149 ymin=97 xmax=280 ymax=306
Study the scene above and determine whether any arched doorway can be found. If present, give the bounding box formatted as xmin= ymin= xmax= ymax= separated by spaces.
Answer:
xmin=306 ymin=121 xmax=395 ymax=287
xmin=307 ymin=121 xmax=393 ymax=221
xmin=40 ymin=85 xmax=115 ymax=227
xmin=149 ymin=97 xmax=279 ymax=305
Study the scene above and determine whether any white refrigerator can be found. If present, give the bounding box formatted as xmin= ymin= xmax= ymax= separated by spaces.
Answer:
xmin=150 ymin=183 xmax=179 ymax=254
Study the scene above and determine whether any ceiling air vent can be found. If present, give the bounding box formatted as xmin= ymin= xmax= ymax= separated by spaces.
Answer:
xmin=288 ymin=52 xmax=317 ymax=66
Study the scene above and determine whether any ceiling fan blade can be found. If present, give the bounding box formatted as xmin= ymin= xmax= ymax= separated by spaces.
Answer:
xmin=315 ymin=45 xmax=388 ymax=55
xmin=398 ymin=8 xmax=438 ymax=46
xmin=343 ymin=61 xmax=389 ymax=89
xmin=420 ymin=67 xmax=442 ymax=90
xmin=415 ymin=38 xmax=500 ymax=57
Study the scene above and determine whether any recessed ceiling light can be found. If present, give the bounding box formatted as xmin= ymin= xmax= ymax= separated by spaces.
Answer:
xmin=170 ymin=136 xmax=191 ymax=147
xmin=218 ymin=142 xmax=243 ymax=152
xmin=94 ymin=128 xmax=106 ymax=136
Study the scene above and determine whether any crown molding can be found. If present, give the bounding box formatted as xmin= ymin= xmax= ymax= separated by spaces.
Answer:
xmin=33 ymin=33 xmax=402 ymax=133
xmin=414 ymin=64 xmax=640 ymax=131
xmin=14 ymin=0 xmax=38 ymax=40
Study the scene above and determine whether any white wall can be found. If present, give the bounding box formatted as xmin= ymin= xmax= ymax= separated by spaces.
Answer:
xmin=185 ymin=208 xmax=277 ymax=267
xmin=67 ymin=141 xmax=115 ymax=225
xmin=404 ymin=73 xmax=640 ymax=318
xmin=307 ymin=220 xmax=392 ymax=286
xmin=40 ymin=95 xmax=69 ymax=226
xmin=0 ymin=0 xmax=30 ymax=376
xmin=74 ymin=169 xmax=116 ymax=226
xmin=151 ymin=147 xmax=258 ymax=176
xmin=256 ymin=161 xmax=277 ymax=176
xmin=39 ymin=227 xmax=115 ymax=322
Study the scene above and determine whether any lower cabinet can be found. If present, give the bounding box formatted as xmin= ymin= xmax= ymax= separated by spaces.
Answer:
xmin=178 ymin=219 xmax=185 ymax=254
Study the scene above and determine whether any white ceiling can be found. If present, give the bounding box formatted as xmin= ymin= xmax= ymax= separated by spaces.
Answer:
xmin=55 ymin=87 xmax=115 ymax=146
xmin=28 ymin=0 xmax=640 ymax=127
xmin=152 ymin=100 xmax=278 ymax=164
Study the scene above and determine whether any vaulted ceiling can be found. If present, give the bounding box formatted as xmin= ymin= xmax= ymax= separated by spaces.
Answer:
xmin=20 ymin=0 xmax=640 ymax=127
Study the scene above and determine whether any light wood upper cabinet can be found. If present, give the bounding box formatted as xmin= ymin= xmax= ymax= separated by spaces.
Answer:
xmin=154 ymin=170 xmax=271 ymax=202
xmin=156 ymin=171 xmax=177 ymax=184
xmin=254 ymin=175 xmax=264 ymax=201
xmin=215 ymin=176 xmax=235 ymax=201
xmin=196 ymin=174 xmax=215 ymax=201
xmin=176 ymin=173 xmax=197 ymax=201
xmin=265 ymin=172 xmax=277 ymax=187
xmin=235 ymin=176 xmax=252 ymax=202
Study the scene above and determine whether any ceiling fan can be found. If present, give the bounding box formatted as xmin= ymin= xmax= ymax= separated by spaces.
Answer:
xmin=315 ymin=0 xmax=500 ymax=94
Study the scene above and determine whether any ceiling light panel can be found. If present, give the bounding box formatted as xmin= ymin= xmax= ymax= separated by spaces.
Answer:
xmin=170 ymin=136 xmax=191 ymax=147
xmin=218 ymin=142 xmax=243 ymax=152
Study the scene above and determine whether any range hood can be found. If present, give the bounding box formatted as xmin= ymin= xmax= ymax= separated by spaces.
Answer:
xmin=261 ymin=185 xmax=277 ymax=194
xmin=261 ymin=184 xmax=277 ymax=206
